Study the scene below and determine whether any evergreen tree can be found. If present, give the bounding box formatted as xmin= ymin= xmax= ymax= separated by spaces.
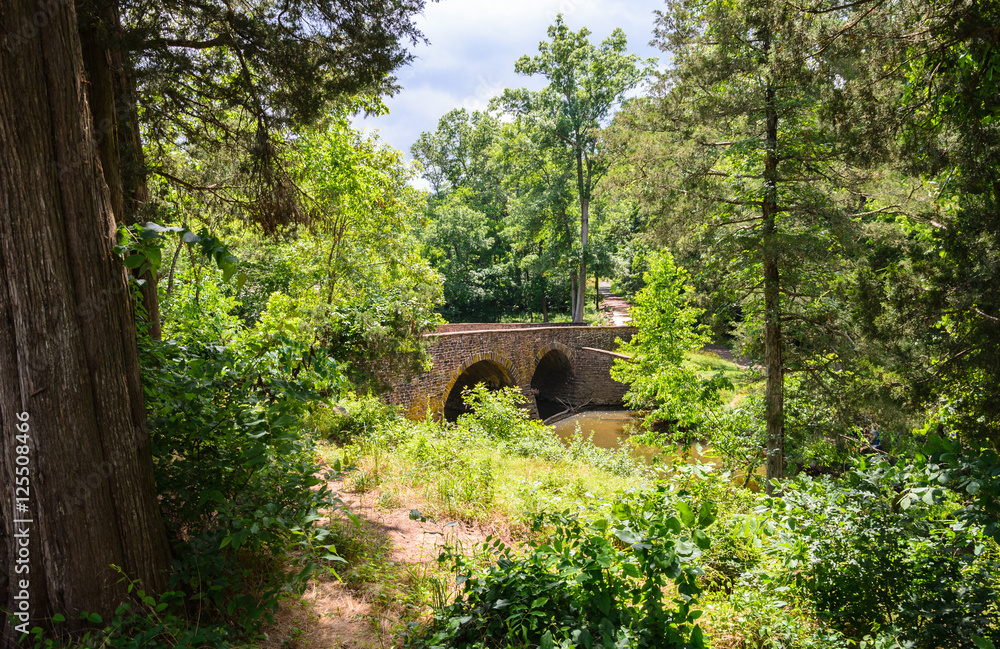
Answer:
xmin=617 ymin=0 xmax=895 ymax=489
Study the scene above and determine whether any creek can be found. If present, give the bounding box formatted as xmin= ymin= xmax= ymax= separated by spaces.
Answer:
xmin=550 ymin=409 xmax=763 ymax=489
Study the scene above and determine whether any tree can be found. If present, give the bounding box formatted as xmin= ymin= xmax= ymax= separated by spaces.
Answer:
xmin=616 ymin=0 xmax=897 ymax=490
xmin=411 ymin=108 xmax=506 ymax=218
xmin=70 ymin=0 xmax=432 ymax=335
xmin=866 ymin=0 xmax=1000 ymax=449
xmin=611 ymin=252 xmax=720 ymax=426
xmin=0 ymin=0 xmax=171 ymax=640
xmin=495 ymin=15 xmax=650 ymax=322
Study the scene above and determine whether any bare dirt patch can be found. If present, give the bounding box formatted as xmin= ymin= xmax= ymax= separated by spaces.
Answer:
xmin=259 ymin=476 xmax=508 ymax=648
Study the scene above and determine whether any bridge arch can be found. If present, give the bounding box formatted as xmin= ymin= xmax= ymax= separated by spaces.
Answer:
xmin=531 ymin=342 xmax=575 ymax=420
xmin=442 ymin=353 xmax=519 ymax=421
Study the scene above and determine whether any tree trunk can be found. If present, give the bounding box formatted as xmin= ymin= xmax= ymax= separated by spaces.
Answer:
xmin=594 ymin=275 xmax=599 ymax=311
xmin=77 ymin=0 xmax=160 ymax=339
xmin=0 ymin=0 xmax=172 ymax=641
xmin=570 ymin=271 xmax=577 ymax=320
xmin=762 ymin=74 xmax=784 ymax=494
xmin=571 ymin=142 xmax=590 ymax=324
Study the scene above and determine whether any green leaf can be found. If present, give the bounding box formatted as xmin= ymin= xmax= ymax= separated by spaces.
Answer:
xmin=595 ymin=590 xmax=612 ymax=615
xmin=677 ymin=501 xmax=696 ymax=527
xmin=51 ymin=613 xmax=66 ymax=623
xmin=614 ymin=528 xmax=643 ymax=545
xmin=698 ymin=502 xmax=717 ymax=527
xmin=690 ymin=624 xmax=705 ymax=648
xmin=123 ymin=254 xmax=146 ymax=269
xmin=692 ymin=528 xmax=711 ymax=550
xmin=220 ymin=259 xmax=237 ymax=282
xmin=540 ymin=631 xmax=555 ymax=649
xmin=144 ymin=246 xmax=162 ymax=271
xmin=972 ymin=636 xmax=996 ymax=649
xmin=182 ymin=231 xmax=202 ymax=244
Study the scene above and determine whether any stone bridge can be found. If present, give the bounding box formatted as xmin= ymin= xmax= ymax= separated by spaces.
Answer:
xmin=388 ymin=323 xmax=636 ymax=420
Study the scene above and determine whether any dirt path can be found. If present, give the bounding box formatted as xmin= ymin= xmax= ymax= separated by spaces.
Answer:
xmin=260 ymin=478 xmax=505 ymax=649
xmin=598 ymin=280 xmax=632 ymax=325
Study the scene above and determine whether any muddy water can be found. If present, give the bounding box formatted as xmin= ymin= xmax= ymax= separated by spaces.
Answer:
xmin=550 ymin=410 xmax=660 ymax=463
xmin=551 ymin=410 xmax=763 ymax=488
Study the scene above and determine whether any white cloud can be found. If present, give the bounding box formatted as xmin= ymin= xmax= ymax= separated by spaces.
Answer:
xmin=353 ymin=0 xmax=667 ymax=159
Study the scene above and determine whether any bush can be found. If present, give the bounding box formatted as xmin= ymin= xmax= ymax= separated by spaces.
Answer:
xmin=771 ymin=459 xmax=1000 ymax=648
xmin=411 ymin=485 xmax=713 ymax=649
xmin=142 ymin=338 xmax=344 ymax=635
xmin=312 ymin=392 xmax=403 ymax=444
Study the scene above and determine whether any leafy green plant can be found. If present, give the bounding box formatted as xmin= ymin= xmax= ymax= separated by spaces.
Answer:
xmin=20 ymin=569 xmax=234 ymax=648
xmin=770 ymin=459 xmax=1000 ymax=648
xmin=141 ymin=336 xmax=346 ymax=635
xmin=611 ymin=251 xmax=730 ymax=430
xmin=411 ymin=485 xmax=713 ymax=649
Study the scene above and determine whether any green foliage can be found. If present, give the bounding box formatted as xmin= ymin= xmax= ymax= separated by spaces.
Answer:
xmin=411 ymin=109 xmax=505 ymax=215
xmin=22 ymin=571 xmax=234 ymax=648
xmin=411 ymin=485 xmax=712 ymax=649
xmin=770 ymin=458 xmax=1000 ymax=648
xmin=312 ymin=393 xmax=401 ymax=444
xmin=141 ymin=334 xmax=345 ymax=635
xmin=132 ymin=0 xmax=430 ymax=231
xmin=495 ymin=14 xmax=653 ymax=322
xmin=612 ymin=251 xmax=727 ymax=428
xmin=457 ymin=384 xmax=540 ymax=442
xmin=161 ymin=265 xmax=244 ymax=345
xmin=703 ymin=394 xmax=767 ymax=485
xmin=419 ymin=193 xmax=524 ymax=322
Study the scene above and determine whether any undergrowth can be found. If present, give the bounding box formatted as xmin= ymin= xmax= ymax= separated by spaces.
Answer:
xmin=315 ymin=386 xmax=652 ymax=527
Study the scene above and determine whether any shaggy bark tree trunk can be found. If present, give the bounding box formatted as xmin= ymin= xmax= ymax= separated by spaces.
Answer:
xmin=0 ymin=0 xmax=171 ymax=641
xmin=78 ymin=0 xmax=160 ymax=338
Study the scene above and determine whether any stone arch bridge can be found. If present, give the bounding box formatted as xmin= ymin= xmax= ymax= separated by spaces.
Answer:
xmin=388 ymin=323 xmax=636 ymax=420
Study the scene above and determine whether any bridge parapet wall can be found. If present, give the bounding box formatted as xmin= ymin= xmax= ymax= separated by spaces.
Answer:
xmin=388 ymin=325 xmax=636 ymax=419
xmin=433 ymin=322 xmax=582 ymax=333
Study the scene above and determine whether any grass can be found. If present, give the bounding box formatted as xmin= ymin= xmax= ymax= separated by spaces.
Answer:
xmin=686 ymin=348 xmax=760 ymax=406
xmin=297 ymin=389 xmax=873 ymax=649
xmin=315 ymin=419 xmax=651 ymax=532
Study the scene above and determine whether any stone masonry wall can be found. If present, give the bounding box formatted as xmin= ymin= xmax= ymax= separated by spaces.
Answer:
xmin=388 ymin=325 xmax=636 ymax=419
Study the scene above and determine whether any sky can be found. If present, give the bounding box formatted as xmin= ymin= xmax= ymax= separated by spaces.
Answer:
xmin=354 ymin=0 xmax=668 ymax=162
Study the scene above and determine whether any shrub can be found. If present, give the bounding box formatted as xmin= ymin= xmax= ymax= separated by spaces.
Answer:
xmin=771 ymin=459 xmax=1000 ymax=648
xmin=142 ymin=338 xmax=344 ymax=635
xmin=410 ymin=485 xmax=713 ymax=649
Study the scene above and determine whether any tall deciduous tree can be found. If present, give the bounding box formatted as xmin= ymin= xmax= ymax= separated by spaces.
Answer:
xmin=619 ymin=0 xmax=893 ymax=490
xmin=411 ymin=108 xmax=505 ymax=219
xmin=495 ymin=15 xmax=649 ymax=323
xmin=71 ymin=0 xmax=432 ymax=335
xmin=0 ymin=0 xmax=171 ymax=640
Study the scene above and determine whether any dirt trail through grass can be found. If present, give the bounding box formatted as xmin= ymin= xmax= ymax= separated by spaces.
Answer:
xmin=261 ymin=476 xmax=505 ymax=649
